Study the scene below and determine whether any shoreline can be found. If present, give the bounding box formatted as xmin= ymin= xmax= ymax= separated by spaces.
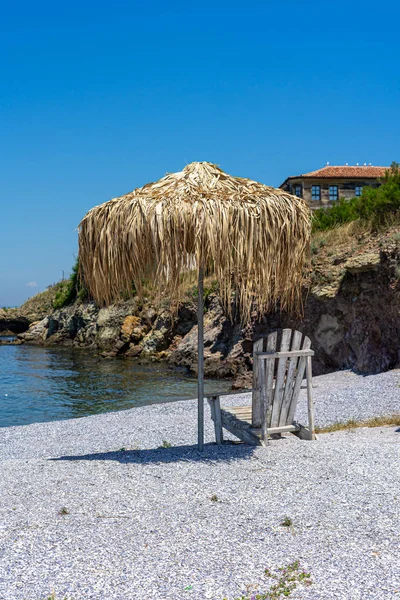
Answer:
xmin=0 ymin=368 xmax=399 ymax=459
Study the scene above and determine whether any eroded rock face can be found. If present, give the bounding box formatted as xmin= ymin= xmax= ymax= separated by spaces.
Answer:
xmin=169 ymin=248 xmax=400 ymax=380
xmin=315 ymin=314 xmax=344 ymax=355
xmin=0 ymin=315 xmax=29 ymax=334
xmin=121 ymin=316 xmax=141 ymax=340
xmin=169 ymin=296 xmax=251 ymax=380
xmin=20 ymin=318 xmax=49 ymax=343
xmin=16 ymin=298 xmax=175 ymax=358
xmin=282 ymin=247 xmax=400 ymax=375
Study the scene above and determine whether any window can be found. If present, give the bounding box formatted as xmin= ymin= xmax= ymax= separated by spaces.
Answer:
xmin=329 ymin=185 xmax=338 ymax=201
xmin=311 ymin=185 xmax=321 ymax=201
xmin=355 ymin=186 xmax=363 ymax=197
xmin=294 ymin=184 xmax=302 ymax=198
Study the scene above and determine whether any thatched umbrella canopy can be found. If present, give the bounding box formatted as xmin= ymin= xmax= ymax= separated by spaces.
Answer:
xmin=78 ymin=161 xmax=311 ymax=450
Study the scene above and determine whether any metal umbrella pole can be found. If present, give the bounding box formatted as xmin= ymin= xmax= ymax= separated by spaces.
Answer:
xmin=197 ymin=264 xmax=204 ymax=451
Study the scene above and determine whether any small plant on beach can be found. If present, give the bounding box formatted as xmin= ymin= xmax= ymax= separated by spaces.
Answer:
xmin=265 ymin=561 xmax=312 ymax=598
xmin=210 ymin=494 xmax=219 ymax=502
xmin=58 ymin=507 xmax=69 ymax=516
xmin=160 ymin=440 xmax=172 ymax=448
xmin=280 ymin=516 xmax=293 ymax=528
xmin=222 ymin=561 xmax=312 ymax=599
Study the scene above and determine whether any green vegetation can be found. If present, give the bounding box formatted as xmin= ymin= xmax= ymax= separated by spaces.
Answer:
xmin=280 ymin=516 xmax=293 ymax=528
xmin=53 ymin=259 xmax=87 ymax=309
xmin=391 ymin=231 xmax=400 ymax=242
xmin=315 ymin=414 xmax=400 ymax=434
xmin=38 ymin=563 xmax=312 ymax=600
xmin=223 ymin=561 xmax=312 ymax=599
xmin=188 ymin=278 xmax=219 ymax=303
xmin=159 ymin=440 xmax=172 ymax=448
xmin=313 ymin=162 xmax=400 ymax=232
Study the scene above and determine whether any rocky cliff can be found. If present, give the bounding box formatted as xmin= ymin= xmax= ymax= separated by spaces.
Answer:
xmin=3 ymin=225 xmax=400 ymax=387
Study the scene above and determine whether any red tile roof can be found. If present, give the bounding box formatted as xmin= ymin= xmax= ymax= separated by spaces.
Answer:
xmin=299 ymin=165 xmax=389 ymax=179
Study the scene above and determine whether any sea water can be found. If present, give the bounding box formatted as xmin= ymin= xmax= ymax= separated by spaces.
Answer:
xmin=0 ymin=340 xmax=231 ymax=427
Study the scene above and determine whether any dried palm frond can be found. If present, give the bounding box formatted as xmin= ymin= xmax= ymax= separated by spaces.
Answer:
xmin=78 ymin=162 xmax=311 ymax=321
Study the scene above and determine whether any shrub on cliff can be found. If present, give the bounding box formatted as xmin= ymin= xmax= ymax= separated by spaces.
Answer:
xmin=313 ymin=162 xmax=400 ymax=231
xmin=53 ymin=259 xmax=87 ymax=309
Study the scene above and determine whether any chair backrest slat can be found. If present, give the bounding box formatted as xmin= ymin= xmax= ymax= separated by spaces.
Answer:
xmin=260 ymin=331 xmax=277 ymax=437
xmin=269 ymin=329 xmax=292 ymax=428
xmin=286 ymin=334 xmax=312 ymax=425
xmin=278 ymin=330 xmax=303 ymax=426
xmin=251 ymin=337 xmax=264 ymax=428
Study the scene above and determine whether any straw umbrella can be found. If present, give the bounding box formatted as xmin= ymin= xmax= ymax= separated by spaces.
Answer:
xmin=78 ymin=162 xmax=311 ymax=450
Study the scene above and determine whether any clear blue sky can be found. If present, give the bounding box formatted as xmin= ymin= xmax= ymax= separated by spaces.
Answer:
xmin=1 ymin=0 xmax=399 ymax=306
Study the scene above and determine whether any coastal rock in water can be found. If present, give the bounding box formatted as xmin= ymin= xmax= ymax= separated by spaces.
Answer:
xmin=141 ymin=330 xmax=169 ymax=354
xmin=19 ymin=318 xmax=49 ymax=343
xmin=97 ymin=326 xmax=121 ymax=349
xmin=141 ymin=306 xmax=157 ymax=324
xmin=0 ymin=312 xmax=29 ymax=334
xmin=121 ymin=315 xmax=141 ymax=340
xmin=141 ymin=311 xmax=173 ymax=354
xmin=95 ymin=301 xmax=139 ymax=349
xmin=131 ymin=326 xmax=147 ymax=343
xmin=125 ymin=344 xmax=143 ymax=357
xmin=169 ymin=296 xmax=247 ymax=379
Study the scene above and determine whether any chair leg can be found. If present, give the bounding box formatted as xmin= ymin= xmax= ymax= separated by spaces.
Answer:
xmin=306 ymin=356 xmax=316 ymax=440
xmin=207 ymin=395 xmax=223 ymax=444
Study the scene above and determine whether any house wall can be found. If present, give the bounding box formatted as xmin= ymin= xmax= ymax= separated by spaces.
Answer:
xmin=283 ymin=178 xmax=381 ymax=209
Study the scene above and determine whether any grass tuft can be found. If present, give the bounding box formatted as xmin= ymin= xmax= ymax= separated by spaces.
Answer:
xmin=315 ymin=414 xmax=400 ymax=434
xmin=223 ymin=560 xmax=312 ymax=599
xmin=280 ymin=516 xmax=293 ymax=528
xmin=159 ymin=440 xmax=172 ymax=448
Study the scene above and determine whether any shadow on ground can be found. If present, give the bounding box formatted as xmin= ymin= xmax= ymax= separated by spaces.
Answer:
xmin=50 ymin=442 xmax=257 ymax=465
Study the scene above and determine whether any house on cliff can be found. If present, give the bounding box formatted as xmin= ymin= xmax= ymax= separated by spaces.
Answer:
xmin=280 ymin=164 xmax=389 ymax=209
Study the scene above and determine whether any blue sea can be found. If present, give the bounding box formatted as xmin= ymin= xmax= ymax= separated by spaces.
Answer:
xmin=0 ymin=338 xmax=231 ymax=428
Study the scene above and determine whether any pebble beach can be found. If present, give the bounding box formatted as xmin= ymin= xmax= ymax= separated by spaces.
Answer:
xmin=0 ymin=369 xmax=399 ymax=599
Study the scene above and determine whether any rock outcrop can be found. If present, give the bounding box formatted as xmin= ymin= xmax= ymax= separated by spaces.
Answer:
xmin=0 ymin=314 xmax=29 ymax=335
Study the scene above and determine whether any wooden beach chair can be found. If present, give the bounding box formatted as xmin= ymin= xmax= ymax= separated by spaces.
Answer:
xmin=207 ymin=329 xmax=316 ymax=445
